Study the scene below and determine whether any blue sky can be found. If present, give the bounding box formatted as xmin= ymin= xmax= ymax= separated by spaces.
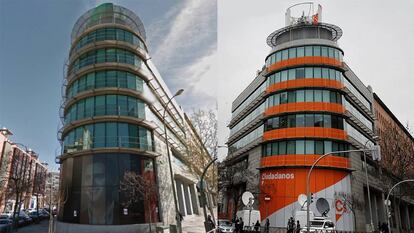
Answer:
xmin=0 ymin=0 xmax=217 ymax=170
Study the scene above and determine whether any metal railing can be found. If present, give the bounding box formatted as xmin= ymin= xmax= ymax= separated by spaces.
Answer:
xmin=64 ymin=105 xmax=145 ymax=124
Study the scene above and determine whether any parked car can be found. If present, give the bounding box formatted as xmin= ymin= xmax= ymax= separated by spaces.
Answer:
xmin=18 ymin=211 xmax=32 ymax=226
xmin=39 ymin=209 xmax=50 ymax=219
xmin=218 ymin=219 xmax=235 ymax=233
xmin=27 ymin=211 xmax=40 ymax=223
xmin=0 ymin=219 xmax=13 ymax=233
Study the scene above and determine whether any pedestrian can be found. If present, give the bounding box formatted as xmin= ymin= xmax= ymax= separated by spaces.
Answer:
xmin=265 ymin=219 xmax=270 ymax=233
xmin=295 ymin=220 xmax=301 ymax=233
xmin=254 ymin=220 xmax=260 ymax=232
xmin=240 ymin=217 xmax=244 ymax=233
xmin=207 ymin=215 xmax=215 ymax=230
xmin=235 ymin=218 xmax=240 ymax=233
xmin=287 ymin=218 xmax=292 ymax=233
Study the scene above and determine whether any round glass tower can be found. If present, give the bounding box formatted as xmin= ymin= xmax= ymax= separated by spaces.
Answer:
xmin=58 ymin=3 xmax=159 ymax=228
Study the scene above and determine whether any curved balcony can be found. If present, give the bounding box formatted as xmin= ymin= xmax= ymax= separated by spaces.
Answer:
xmin=266 ymin=78 xmax=344 ymax=95
xmin=265 ymin=102 xmax=345 ymax=117
xmin=263 ymin=127 xmax=347 ymax=141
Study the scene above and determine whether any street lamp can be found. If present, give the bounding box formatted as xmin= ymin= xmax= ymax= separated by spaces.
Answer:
xmin=200 ymin=156 xmax=218 ymax=232
xmin=306 ymin=147 xmax=380 ymax=233
xmin=163 ymin=89 xmax=184 ymax=233
xmin=385 ymin=179 xmax=414 ymax=233
xmin=362 ymin=136 xmax=379 ymax=232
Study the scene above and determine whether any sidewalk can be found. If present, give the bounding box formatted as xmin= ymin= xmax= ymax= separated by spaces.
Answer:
xmin=182 ymin=208 xmax=217 ymax=233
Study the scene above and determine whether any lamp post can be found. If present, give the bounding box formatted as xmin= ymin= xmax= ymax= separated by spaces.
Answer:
xmin=200 ymin=156 xmax=217 ymax=232
xmin=163 ymin=89 xmax=184 ymax=233
xmin=362 ymin=136 xmax=379 ymax=232
xmin=306 ymin=147 xmax=380 ymax=233
xmin=385 ymin=179 xmax=414 ymax=233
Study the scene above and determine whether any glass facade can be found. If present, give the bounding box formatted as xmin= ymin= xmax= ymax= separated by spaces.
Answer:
xmin=267 ymin=89 xmax=342 ymax=107
xmin=66 ymin=70 xmax=144 ymax=99
xmin=229 ymin=102 xmax=265 ymax=136
xmin=59 ymin=153 xmax=159 ymax=224
xmin=69 ymin=48 xmax=143 ymax=74
xmin=72 ymin=27 xmax=146 ymax=53
xmin=267 ymin=67 xmax=343 ymax=85
xmin=262 ymin=139 xmax=349 ymax=157
xmin=62 ymin=122 xmax=153 ymax=153
xmin=65 ymin=94 xmax=146 ymax=123
xmin=264 ymin=113 xmax=344 ymax=131
xmin=265 ymin=45 xmax=343 ymax=67
xmin=228 ymin=125 xmax=263 ymax=153
xmin=232 ymin=81 xmax=266 ymax=118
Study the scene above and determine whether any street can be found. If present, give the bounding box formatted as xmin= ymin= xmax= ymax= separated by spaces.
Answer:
xmin=13 ymin=220 xmax=49 ymax=233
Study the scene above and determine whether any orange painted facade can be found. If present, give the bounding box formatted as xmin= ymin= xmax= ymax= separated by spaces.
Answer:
xmin=263 ymin=127 xmax=348 ymax=141
xmin=259 ymin=168 xmax=350 ymax=220
xmin=266 ymin=78 xmax=344 ymax=94
xmin=267 ymin=56 xmax=343 ymax=73
xmin=265 ymin=102 xmax=345 ymax=117
xmin=260 ymin=154 xmax=350 ymax=170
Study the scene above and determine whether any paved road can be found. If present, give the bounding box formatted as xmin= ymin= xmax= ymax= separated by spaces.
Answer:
xmin=13 ymin=219 xmax=49 ymax=233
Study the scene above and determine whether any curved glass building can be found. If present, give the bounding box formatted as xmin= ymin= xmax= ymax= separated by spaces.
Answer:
xmin=57 ymin=4 xmax=215 ymax=232
xmin=221 ymin=5 xmax=377 ymax=231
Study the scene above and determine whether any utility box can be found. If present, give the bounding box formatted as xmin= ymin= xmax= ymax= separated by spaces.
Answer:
xmin=169 ymin=224 xmax=177 ymax=233
xmin=156 ymin=226 xmax=170 ymax=233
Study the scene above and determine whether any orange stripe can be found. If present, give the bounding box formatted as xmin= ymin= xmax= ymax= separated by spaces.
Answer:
xmin=260 ymin=154 xmax=350 ymax=169
xmin=267 ymin=56 xmax=342 ymax=73
xmin=266 ymin=78 xmax=344 ymax=94
xmin=263 ymin=127 xmax=348 ymax=141
xmin=265 ymin=102 xmax=345 ymax=116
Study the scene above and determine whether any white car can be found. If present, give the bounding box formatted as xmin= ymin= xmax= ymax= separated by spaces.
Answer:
xmin=300 ymin=218 xmax=335 ymax=233
xmin=218 ymin=219 xmax=235 ymax=233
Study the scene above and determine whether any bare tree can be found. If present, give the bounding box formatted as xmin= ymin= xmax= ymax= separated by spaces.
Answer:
xmin=120 ymin=171 xmax=158 ymax=233
xmin=218 ymin=159 xmax=258 ymax=220
xmin=189 ymin=109 xmax=218 ymax=158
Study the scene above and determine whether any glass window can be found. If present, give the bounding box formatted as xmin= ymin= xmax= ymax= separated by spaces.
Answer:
xmin=106 ymin=122 xmax=118 ymax=147
xmin=287 ymin=115 xmax=296 ymax=128
xmin=106 ymin=95 xmax=117 ymax=115
xmin=314 ymin=114 xmax=323 ymax=127
xmin=276 ymin=52 xmax=282 ymax=62
xmin=85 ymin=97 xmax=94 ymax=118
xmin=96 ymin=71 xmax=106 ymax=88
xmin=287 ymin=141 xmax=295 ymax=154
xmin=281 ymin=70 xmax=288 ymax=82
xmin=315 ymin=141 xmax=324 ymax=154
xmin=305 ymin=114 xmax=314 ymax=127
xmin=96 ymin=49 xmax=105 ymax=63
xmin=314 ymin=46 xmax=321 ymax=56
xmin=127 ymin=97 xmax=137 ymax=117
xmin=322 ymin=90 xmax=330 ymax=102
xmin=86 ymin=73 xmax=95 ymax=89
xmin=324 ymin=141 xmax=332 ymax=154
xmin=330 ymin=91 xmax=337 ymax=103
xmin=297 ymin=47 xmax=305 ymax=57
xmin=305 ymin=67 xmax=313 ymax=78
xmin=129 ymin=124 xmax=139 ymax=148
xmin=127 ymin=74 xmax=136 ymax=90
xmin=107 ymin=71 xmax=117 ymax=87
xmin=278 ymin=141 xmax=287 ymax=155
xmin=282 ymin=50 xmax=288 ymax=60
xmin=280 ymin=92 xmax=288 ymax=104
xmin=314 ymin=90 xmax=322 ymax=102
xmin=322 ymin=68 xmax=329 ymax=79
xmin=296 ymin=68 xmax=305 ymax=79
xmin=321 ymin=47 xmax=328 ymax=57
xmin=305 ymin=46 xmax=313 ymax=56
xmin=288 ymin=69 xmax=295 ymax=80
xmin=329 ymin=69 xmax=336 ymax=80
xmin=95 ymin=96 xmax=105 ymax=116
xmin=118 ymin=95 xmax=128 ymax=116
xmin=272 ymin=143 xmax=278 ymax=156
xmin=279 ymin=116 xmax=287 ymax=128
xmin=275 ymin=73 xmax=281 ymax=83
xmin=314 ymin=67 xmax=321 ymax=78
xmin=296 ymin=114 xmax=305 ymax=127
xmin=328 ymin=47 xmax=334 ymax=58
xmin=274 ymin=94 xmax=280 ymax=106
xmin=288 ymin=48 xmax=296 ymax=59
xmin=288 ymin=91 xmax=296 ymax=103
xmin=94 ymin=123 xmax=105 ymax=148
xmin=118 ymin=123 xmax=129 ymax=147
xmin=106 ymin=49 xmax=116 ymax=62
xmin=323 ymin=115 xmax=331 ymax=128
xmin=272 ymin=117 xmax=279 ymax=129
xmin=77 ymin=100 xmax=85 ymax=120
xmin=305 ymin=90 xmax=313 ymax=102
xmin=78 ymin=78 xmax=86 ymax=92
xmin=296 ymin=90 xmax=305 ymax=102
xmin=265 ymin=144 xmax=271 ymax=156
xmin=305 ymin=140 xmax=315 ymax=154
xmin=296 ymin=140 xmax=305 ymax=154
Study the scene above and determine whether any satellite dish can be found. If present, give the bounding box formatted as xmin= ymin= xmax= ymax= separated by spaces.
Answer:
xmin=242 ymin=191 xmax=254 ymax=206
xmin=298 ymin=194 xmax=307 ymax=208
xmin=316 ymin=198 xmax=330 ymax=216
